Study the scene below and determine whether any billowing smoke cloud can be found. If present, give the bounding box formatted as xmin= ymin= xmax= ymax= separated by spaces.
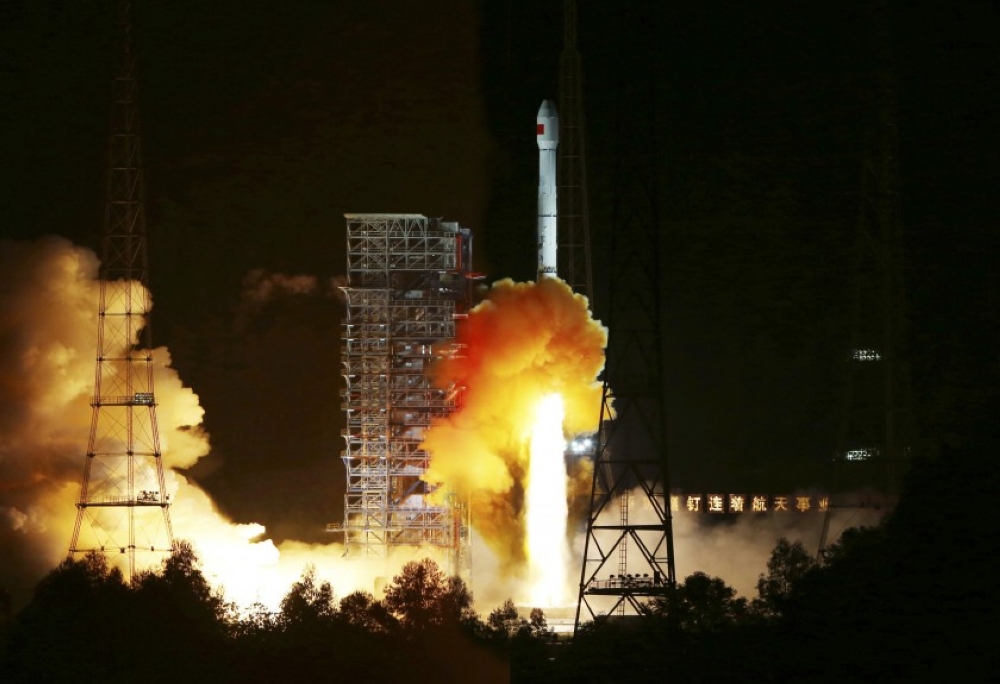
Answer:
xmin=0 ymin=237 xmax=232 ymax=601
xmin=422 ymin=277 xmax=606 ymax=591
xmin=0 ymin=238 xmax=883 ymax=617
xmin=0 ymin=237 xmax=390 ymax=610
xmin=0 ymin=237 xmax=111 ymax=599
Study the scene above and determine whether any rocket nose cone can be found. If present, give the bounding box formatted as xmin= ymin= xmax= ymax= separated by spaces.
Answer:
xmin=537 ymin=100 xmax=557 ymax=118
xmin=537 ymin=100 xmax=559 ymax=148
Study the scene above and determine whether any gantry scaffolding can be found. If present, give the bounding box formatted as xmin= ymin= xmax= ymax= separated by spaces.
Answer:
xmin=337 ymin=214 xmax=477 ymax=575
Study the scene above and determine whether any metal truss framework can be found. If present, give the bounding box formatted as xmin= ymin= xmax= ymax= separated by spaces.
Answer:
xmin=339 ymin=214 xmax=474 ymax=576
xmin=575 ymin=0 xmax=675 ymax=632
xmin=69 ymin=0 xmax=174 ymax=583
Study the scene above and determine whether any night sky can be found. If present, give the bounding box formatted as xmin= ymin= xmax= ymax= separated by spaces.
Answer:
xmin=2 ymin=0 xmax=997 ymax=553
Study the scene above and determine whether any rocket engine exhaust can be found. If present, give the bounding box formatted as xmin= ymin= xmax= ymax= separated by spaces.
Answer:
xmin=537 ymin=100 xmax=559 ymax=281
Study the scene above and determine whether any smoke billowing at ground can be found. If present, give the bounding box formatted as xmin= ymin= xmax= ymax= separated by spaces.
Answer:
xmin=0 ymin=237 xmax=387 ymax=609
xmin=422 ymin=277 xmax=607 ymax=603
xmin=0 ymin=238 xmax=606 ymax=614
xmin=0 ymin=237 xmax=889 ymax=614
xmin=666 ymin=500 xmax=886 ymax=598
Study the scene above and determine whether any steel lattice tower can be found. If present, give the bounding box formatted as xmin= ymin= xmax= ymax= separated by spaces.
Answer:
xmin=69 ymin=0 xmax=174 ymax=582
xmin=336 ymin=214 xmax=476 ymax=578
xmin=819 ymin=0 xmax=913 ymax=555
xmin=557 ymin=0 xmax=593 ymax=302
xmin=575 ymin=0 xmax=675 ymax=631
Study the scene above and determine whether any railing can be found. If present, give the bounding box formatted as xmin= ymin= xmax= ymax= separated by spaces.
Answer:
xmin=92 ymin=393 xmax=155 ymax=406
xmin=591 ymin=574 xmax=664 ymax=590
xmin=79 ymin=491 xmax=167 ymax=506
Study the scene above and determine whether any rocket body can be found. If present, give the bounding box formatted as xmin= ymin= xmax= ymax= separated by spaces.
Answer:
xmin=537 ymin=100 xmax=559 ymax=280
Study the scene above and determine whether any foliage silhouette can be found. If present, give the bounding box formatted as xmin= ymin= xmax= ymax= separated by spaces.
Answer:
xmin=383 ymin=557 xmax=476 ymax=631
xmin=6 ymin=437 xmax=996 ymax=684
xmin=753 ymin=536 xmax=816 ymax=618
xmin=3 ymin=552 xmax=130 ymax=684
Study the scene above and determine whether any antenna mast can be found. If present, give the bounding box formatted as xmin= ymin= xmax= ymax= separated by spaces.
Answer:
xmin=69 ymin=0 xmax=174 ymax=582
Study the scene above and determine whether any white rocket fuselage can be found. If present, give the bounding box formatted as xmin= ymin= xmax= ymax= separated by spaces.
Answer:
xmin=537 ymin=100 xmax=559 ymax=280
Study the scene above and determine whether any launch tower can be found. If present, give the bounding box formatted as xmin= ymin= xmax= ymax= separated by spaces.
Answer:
xmin=575 ymin=0 xmax=676 ymax=630
xmin=69 ymin=0 xmax=174 ymax=581
xmin=337 ymin=214 xmax=477 ymax=576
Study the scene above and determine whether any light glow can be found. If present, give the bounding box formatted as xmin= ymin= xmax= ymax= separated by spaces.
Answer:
xmin=845 ymin=448 xmax=877 ymax=461
xmin=525 ymin=393 xmax=568 ymax=607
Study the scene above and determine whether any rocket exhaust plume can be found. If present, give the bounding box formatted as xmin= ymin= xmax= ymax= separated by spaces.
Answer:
xmin=537 ymin=100 xmax=559 ymax=281
xmin=526 ymin=394 xmax=568 ymax=606
xmin=422 ymin=277 xmax=605 ymax=605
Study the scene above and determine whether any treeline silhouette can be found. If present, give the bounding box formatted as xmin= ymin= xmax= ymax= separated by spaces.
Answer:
xmin=1 ymin=438 xmax=995 ymax=683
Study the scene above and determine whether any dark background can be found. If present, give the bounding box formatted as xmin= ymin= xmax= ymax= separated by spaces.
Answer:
xmin=2 ymin=0 xmax=997 ymax=546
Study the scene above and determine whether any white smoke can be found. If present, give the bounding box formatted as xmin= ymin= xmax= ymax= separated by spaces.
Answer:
xmin=0 ymin=237 xmax=402 ymax=611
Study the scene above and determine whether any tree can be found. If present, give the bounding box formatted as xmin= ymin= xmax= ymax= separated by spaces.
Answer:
xmin=131 ymin=542 xmax=231 ymax=683
xmin=383 ymin=558 xmax=475 ymax=630
xmin=442 ymin=574 xmax=480 ymax=631
xmin=655 ymin=571 xmax=750 ymax=632
xmin=231 ymin=601 xmax=279 ymax=640
xmin=278 ymin=565 xmax=337 ymax=629
xmin=527 ymin=607 xmax=548 ymax=636
xmin=487 ymin=598 xmax=526 ymax=639
xmin=135 ymin=540 xmax=227 ymax=626
xmin=338 ymin=590 xmax=396 ymax=633
xmin=4 ymin=552 xmax=130 ymax=684
xmin=754 ymin=537 xmax=816 ymax=618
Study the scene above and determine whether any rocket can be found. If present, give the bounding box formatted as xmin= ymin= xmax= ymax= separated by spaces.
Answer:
xmin=537 ymin=100 xmax=559 ymax=280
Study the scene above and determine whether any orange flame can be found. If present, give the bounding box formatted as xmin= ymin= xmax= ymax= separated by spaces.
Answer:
xmin=422 ymin=277 xmax=606 ymax=599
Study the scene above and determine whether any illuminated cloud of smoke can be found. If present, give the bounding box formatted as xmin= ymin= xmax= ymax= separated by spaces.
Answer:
xmin=0 ymin=238 xmax=621 ymax=617
xmin=0 ymin=237 xmax=398 ymax=610
xmin=0 ymin=237 xmax=105 ymax=597
xmin=422 ymin=277 xmax=606 ymax=582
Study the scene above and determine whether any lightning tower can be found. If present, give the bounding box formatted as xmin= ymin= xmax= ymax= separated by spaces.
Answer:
xmin=336 ymin=214 xmax=477 ymax=578
xmin=557 ymin=0 xmax=594 ymax=301
xmin=819 ymin=0 xmax=914 ymax=555
xmin=575 ymin=0 xmax=675 ymax=630
xmin=69 ymin=0 xmax=174 ymax=581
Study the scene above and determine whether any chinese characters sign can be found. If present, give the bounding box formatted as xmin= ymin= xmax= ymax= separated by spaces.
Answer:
xmin=669 ymin=494 xmax=831 ymax=513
